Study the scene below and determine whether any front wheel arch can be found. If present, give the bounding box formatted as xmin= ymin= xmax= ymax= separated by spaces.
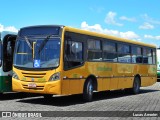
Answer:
xmin=84 ymin=75 xmax=97 ymax=91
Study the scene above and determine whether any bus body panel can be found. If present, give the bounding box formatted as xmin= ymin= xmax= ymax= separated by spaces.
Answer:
xmin=12 ymin=62 xmax=156 ymax=94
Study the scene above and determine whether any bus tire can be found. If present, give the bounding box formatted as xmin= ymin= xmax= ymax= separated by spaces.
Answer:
xmin=132 ymin=77 xmax=140 ymax=94
xmin=83 ymin=79 xmax=93 ymax=102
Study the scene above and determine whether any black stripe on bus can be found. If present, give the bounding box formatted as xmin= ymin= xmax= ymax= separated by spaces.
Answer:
xmin=63 ymin=75 xmax=156 ymax=80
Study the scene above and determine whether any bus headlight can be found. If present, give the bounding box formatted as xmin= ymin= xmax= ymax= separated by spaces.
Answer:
xmin=49 ymin=72 xmax=60 ymax=81
xmin=12 ymin=71 xmax=19 ymax=80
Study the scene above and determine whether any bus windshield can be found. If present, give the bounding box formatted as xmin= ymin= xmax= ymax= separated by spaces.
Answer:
xmin=13 ymin=36 xmax=60 ymax=69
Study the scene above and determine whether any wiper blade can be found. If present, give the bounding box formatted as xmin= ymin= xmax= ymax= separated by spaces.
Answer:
xmin=24 ymin=36 xmax=33 ymax=50
xmin=38 ymin=35 xmax=51 ymax=54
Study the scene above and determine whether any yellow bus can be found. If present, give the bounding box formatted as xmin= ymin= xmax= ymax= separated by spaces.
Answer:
xmin=12 ymin=25 xmax=157 ymax=101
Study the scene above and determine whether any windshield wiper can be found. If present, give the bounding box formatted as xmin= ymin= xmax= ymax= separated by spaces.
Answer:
xmin=24 ymin=36 xmax=33 ymax=50
xmin=38 ymin=35 xmax=52 ymax=54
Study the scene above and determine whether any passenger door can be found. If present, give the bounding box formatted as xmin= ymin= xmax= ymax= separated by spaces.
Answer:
xmin=62 ymin=32 xmax=85 ymax=95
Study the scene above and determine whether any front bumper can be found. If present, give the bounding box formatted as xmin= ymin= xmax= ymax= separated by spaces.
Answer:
xmin=12 ymin=78 xmax=61 ymax=94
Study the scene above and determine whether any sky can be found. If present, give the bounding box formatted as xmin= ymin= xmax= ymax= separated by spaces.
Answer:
xmin=0 ymin=0 xmax=160 ymax=47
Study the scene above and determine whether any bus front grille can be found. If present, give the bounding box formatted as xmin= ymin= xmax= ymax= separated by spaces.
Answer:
xmin=22 ymin=72 xmax=46 ymax=78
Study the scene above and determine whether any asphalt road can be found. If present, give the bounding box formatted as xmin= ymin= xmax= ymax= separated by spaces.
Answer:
xmin=0 ymin=82 xmax=160 ymax=119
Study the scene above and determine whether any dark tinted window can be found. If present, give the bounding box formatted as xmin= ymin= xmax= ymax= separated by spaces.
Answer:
xmin=132 ymin=46 xmax=143 ymax=63
xmin=103 ymin=41 xmax=117 ymax=62
xmin=65 ymin=41 xmax=83 ymax=61
xmin=19 ymin=26 xmax=60 ymax=36
xmin=88 ymin=39 xmax=101 ymax=50
xmin=103 ymin=52 xmax=118 ymax=62
xmin=118 ymin=44 xmax=131 ymax=63
xmin=64 ymin=32 xmax=84 ymax=70
xmin=88 ymin=39 xmax=102 ymax=61
xmin=132 ymin=46 xmax=142 ymax=55
xmin=142 ymin=48 xmax=148 ymax=63
xmin=103 ymin=41 xmax=116 ymax=52
xmin=88 ymin=51 xmax=102 ymax=61
xmin=153 ymin=49 xmax=156 ymax=64
xmin=144 ymin=48 xmax=152 ymax=64
xmin=147 ymin=49 xmax=151 ymax=64
xmin=118 ymin=44 xmax=130 ymax=53
xmin=143 ymin=48 xmax=148 ymax=56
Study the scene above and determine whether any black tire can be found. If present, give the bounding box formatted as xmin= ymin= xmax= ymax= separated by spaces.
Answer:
xmin=132 ymin=77 xmax=140 ymax=94
xmin=43 ymin=94 xmax=53 ymax=99
xmin=83 ymin=79 xmax=93 ymax=102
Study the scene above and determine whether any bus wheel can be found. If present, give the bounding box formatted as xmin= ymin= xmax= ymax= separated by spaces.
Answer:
xmin=83 ymin=79 xmax=93 ymax=102
xmin=132 ymin=77 xmax=140 ymax=94
xmin=43 ymin=94 xmax=53 ymax=99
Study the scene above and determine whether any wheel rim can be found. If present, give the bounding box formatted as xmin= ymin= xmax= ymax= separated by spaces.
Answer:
xmin=88 ymin=83 xmax=93 ymax=95
xmin=135 ymin=80 xmax=139 ymax=92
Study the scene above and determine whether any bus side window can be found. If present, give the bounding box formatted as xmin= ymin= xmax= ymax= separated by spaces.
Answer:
xmin=87 ymin=39 xmax=102 ymax=61
xmin=143 ymin=48 xmax=149 ymax=64
xmin=103 ymin=41 xmax=117 ymax=62
xmin=132 ymin=46 xmax=143 ymax=64
xmin=118 ymin=43 xmax=131 ymax=63
xmin=64 ymin=36 xmax=83 ymax=70
xmin=152 ymin=49 xmax=156 ymax=64
xmin=147 ymin=49 xmax=152 ymax=64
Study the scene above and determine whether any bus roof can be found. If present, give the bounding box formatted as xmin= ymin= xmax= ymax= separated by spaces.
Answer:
xmin=64 ymin=26 xmax=156 ymax=48
xmin=19 ymin=25 xmax=64 ymax=32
